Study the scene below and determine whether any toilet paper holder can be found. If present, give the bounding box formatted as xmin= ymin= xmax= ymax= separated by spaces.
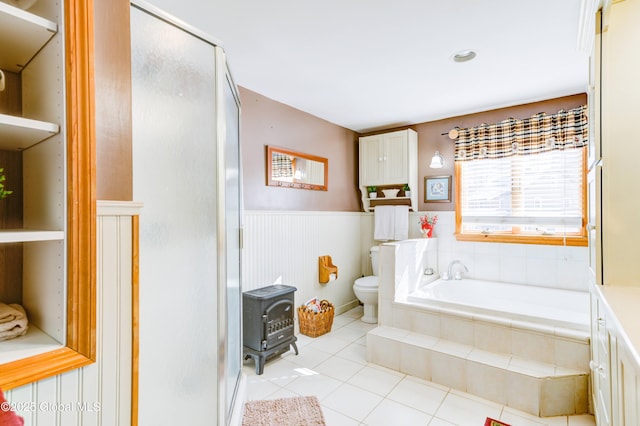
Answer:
xmin=318 ymin=255 xmax=338 ymax=284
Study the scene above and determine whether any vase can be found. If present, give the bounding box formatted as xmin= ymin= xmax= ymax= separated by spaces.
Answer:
xmin=421 ymin=224 xmax=433 ymax=238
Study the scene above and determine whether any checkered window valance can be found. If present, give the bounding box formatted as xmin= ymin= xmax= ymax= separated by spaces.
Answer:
xmin=454 ymin=105 xmax=588 ymax=161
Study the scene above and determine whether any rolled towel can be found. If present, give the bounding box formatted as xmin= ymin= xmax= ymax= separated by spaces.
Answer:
xmin=0 ymin=303 xmax=28 ymax=341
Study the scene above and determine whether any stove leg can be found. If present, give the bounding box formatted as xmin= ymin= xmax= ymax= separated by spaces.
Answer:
xmin=291 ymin=341 xmax=299 ymax=355
xmin=256 ymin=355 xmax=265 ymax=375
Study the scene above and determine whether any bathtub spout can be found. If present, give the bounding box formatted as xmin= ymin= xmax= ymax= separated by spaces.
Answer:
xmin=447 ymin=260 xmax=468 ymax=280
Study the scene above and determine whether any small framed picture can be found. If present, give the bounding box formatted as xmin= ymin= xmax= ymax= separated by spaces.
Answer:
xmin=424 ymin=175 xmax=452 ymax=202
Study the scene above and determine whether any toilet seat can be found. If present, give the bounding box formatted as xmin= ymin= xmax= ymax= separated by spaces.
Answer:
xmin=354 ymin=276 xmax=378 ymax=288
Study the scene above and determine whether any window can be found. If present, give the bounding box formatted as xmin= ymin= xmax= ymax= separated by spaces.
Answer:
xmin=454 ymin=106 xmax=588 ymax=246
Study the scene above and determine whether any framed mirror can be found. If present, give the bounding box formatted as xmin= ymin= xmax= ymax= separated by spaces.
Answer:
xmin=266 ymin=146 xmax=328 ymax=191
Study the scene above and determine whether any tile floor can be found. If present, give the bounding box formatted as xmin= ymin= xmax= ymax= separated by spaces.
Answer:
xmin=243 ymin=306 xmax=596 ymax=426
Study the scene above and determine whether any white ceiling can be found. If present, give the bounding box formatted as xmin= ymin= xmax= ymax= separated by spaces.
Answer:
xmin=207 ymin=0 xmax=589 ymax=133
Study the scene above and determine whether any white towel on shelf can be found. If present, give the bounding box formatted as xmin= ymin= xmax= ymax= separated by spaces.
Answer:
xmin=0 ymin=303 xmax=28 ymax=341
xmin=374 ymin=205 xmax=395 ymax=241
xmin=393 ymin=205 xmax=409 ymax=240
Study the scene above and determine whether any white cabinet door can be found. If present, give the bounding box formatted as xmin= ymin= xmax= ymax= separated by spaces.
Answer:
xmin=382 ymin=130 xmax=409 ymax=184
xmin=616 ymin=340 xmax=640 ymax=426
xmin=359 ymin=130 xmax=409 ymax=185
xmin=591 ymin=291 xmax=612 ymax=426
xmin=359 ymin=134 xmax=385 ymax=186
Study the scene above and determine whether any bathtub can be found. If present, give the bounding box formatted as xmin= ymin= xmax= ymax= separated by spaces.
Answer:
xmin=406 ymin=278 xmax=590 ymax=332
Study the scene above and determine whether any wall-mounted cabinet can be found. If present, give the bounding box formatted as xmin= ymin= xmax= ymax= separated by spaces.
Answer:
xmin=359 ymin=129 xmax=418 ymax=212
xmin=0 ymin=0 xmax=65 ymax=364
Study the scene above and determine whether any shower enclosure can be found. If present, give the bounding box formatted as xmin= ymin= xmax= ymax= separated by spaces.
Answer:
xmin=131 ymin=2 xmax=243 ymax=424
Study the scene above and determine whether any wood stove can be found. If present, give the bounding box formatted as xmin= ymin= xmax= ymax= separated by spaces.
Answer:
xmin=242 ymin=284 xmax=298 ymax=375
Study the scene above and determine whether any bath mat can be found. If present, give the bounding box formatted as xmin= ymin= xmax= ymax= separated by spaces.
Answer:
xmin=485 ymin=418 xmax=510 ymax=426
xmin=242 ymin=395 xmax=326 ymax=426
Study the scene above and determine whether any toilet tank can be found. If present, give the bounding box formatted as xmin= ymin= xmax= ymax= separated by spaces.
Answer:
xmin=370 ymin=246 xmax=380 ymax=276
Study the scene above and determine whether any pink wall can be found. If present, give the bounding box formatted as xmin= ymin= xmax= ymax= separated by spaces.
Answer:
xmin=241 ymin=87 xmax=587 ymax=213
xmin=240 ymin=87 xmax=361 ymax=211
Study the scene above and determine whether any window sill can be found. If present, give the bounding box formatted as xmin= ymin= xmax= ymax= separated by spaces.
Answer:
xmin=455 ymin=233 xmax=588 ymax=246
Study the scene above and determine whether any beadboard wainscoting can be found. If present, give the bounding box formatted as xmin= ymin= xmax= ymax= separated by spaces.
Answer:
xmin=5 ymin=201 xmax=141 ymax=425
xmin=243 ymin=211 xmax=364 ymax=314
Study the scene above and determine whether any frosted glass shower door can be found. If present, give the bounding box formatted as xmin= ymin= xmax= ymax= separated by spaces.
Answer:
xmin=131 ymin=4 xmax=225 ymax=424
xmin=222 ymin=62 xmax=242 ymax=419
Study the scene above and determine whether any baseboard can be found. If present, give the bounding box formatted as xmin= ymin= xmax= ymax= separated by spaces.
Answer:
xmin=335 ymin=299 xmax=360 ymax=315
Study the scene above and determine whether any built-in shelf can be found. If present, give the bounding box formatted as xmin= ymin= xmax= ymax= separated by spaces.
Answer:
xmin=0 ymin=113 xmax=60 ymax=150
xmin=0 ymin=324 xmax=63 ymax=365
xmin=0 ymin=2 xmax=57 ymax=72
xmin=0 ymin=229 xmax=64 ymax=243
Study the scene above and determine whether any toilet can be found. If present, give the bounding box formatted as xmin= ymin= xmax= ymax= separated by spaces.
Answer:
xmin=353 ymin=246 xmax=380 ymax=323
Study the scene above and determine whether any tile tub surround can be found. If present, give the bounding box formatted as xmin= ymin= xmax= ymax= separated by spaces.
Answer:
xmin=425 ymin=211 xmax=589 ymax=293
xmin=371 ymin=242 xmax=591 ymax=417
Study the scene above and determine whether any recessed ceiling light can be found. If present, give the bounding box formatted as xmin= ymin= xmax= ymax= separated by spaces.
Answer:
xmin=452 ymin=50 xmax=477 ymax=63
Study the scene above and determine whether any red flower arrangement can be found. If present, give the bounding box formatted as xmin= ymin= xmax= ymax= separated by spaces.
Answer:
xmin=418 ymin=214 xmax=438 ymax=238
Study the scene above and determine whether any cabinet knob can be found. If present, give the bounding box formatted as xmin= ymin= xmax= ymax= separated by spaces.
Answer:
xmin=589 ymin=360 xmax=605 ymax=374
xmin=587 ymin=223 xmax=596 ymax=231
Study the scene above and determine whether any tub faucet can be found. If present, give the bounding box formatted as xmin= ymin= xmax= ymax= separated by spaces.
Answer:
xmin=446 ymin=260 xmax=468 ymax=280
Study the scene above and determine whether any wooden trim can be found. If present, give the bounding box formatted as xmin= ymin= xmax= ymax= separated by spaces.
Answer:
xmin=0 ymin=0 xmax=97 ymax=390
xmin=454 ymin=233 xmax=588 ymax=246
xmin=0 ymin=348 xmax=93 ymax=390
xmin=65 ymin=0 xmax=97 ymax=359
xmin=454 ymin=163 xmax=462 ymax=232
xmin=131 ymin=215 xmax=140 ymax=426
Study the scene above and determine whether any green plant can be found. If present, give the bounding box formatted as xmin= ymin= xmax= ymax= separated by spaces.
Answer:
xmin=0 ymin=168 xmax=12 ymax=200
xmin=367 ymin=186 xmax=377 ymax=193
xmin=402 ymin=183 xmax=410 ymax=191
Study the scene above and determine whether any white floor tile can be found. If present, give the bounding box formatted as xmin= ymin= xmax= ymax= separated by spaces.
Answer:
xmin=283 ymin=344 xmax=333 ymax=368
xmin=386 ymin=376 xmax=448 ymax=415
xmin=331 ymin=323 xmax=369 ymax=342
xmin=435 ymin=392 xmax=501 ymax=425
xmin=306 ymin=333 xmax=353 ymax=354
xmin=332 ymin=315 xmax=357 ymax=330
xmin=335 ymin=341 xmax=368 ymax=365
xmin=428 ymin=417 xmax=457 ymax=426
xmin=244 ymin=378 xmax=281 ymax=401
xmin=321 ymin=383 xmax=384 ymax=422
xmin=363 ymin=399 xmax=432 ymax=426
xmin=262 ymin=388 xmax=301 ymax=400
xmin=347 ymin=365 xmax=404 ymax=396
xmin=314 ymin=355 xmax=366 ymax=382
xmin=321 ymin=406 xmax=360 ymax=426
xmin=245 ymin=357 xmax=302 ymax=388
xmin=285 ymin=373 xmax=343 ymax=400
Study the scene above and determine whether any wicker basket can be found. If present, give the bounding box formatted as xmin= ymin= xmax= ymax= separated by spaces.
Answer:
xmin=297 ymin=300 xmax=334 ymax=338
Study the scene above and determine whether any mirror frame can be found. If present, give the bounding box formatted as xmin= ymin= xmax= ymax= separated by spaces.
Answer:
xmin=266 ymin=145 xmax=328 ymax=191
